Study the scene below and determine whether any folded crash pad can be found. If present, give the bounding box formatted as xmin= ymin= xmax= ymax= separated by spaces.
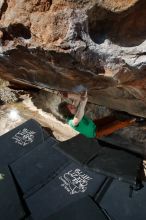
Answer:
xmin=57 ymin=134 xmax=142 ymax=185
xmin=99 ymin=180 xmax=146 ymax=220
xmin=10 ymin=138 xmax=70 ymax=195
xmin=0 ymin=119 xmax=49 ymax=165
xmin=25 ymin=162 xmax=106 ymax=220
xmin=46 ymin=196 xmax=108 ymax=220
xmin=0 ymin=166 xmax=25 ymax=220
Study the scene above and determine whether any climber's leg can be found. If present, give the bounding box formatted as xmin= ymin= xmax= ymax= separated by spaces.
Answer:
xmin=96 ymin=119 xmax=136 ymax=138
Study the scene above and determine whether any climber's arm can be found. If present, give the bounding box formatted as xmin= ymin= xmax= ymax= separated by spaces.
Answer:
xmin=71 ymin=91 xmax=88 ymax=126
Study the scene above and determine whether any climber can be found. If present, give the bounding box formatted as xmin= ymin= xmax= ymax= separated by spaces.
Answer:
xmin=58 ymin=91 xmax=139 ymax=139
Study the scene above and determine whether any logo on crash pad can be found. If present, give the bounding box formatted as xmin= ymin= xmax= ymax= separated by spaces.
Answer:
xmin=12 ymin=128 xmax=36 ymax=146
xmin=59 ymin=169 xmax=92 ymax=195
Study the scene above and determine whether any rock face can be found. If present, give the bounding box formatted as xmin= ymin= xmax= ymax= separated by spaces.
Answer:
xmin=0 ymin=0 xmax=146 ymax=117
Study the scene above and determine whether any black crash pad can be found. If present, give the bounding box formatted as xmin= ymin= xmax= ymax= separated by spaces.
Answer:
xmin=57 ymin=134 xmax=142 ymax=185
xmin=57 ymin=134 xmax=99 ymax=164
xmin=0 ymin=119 xmax=49 ymax=166
xmin=25 ymin=162 xmax=106 ymax=220
xmin=46 ymin=196 xmax=108 ymax=220
xmin=24 ymin=216 xmax=34 ymax=220
xmin=99 ymin=134 xmax=145 ymax=157
xmin=0 ymin=166 xmax=25 ymax=220
xmin=99 ymin=180 xmax=146 ymax=220
xmin=10 ymin=138 xmax=70 ymax=195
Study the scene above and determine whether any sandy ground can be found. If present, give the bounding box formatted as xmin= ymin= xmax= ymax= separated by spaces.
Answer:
xmin=0 ymin=97 xmax=78 ymax=141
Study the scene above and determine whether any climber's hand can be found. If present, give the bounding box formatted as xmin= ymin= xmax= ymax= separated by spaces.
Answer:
xmin=80 ymin=90 xmax=87 ymax=100
xmin=59 ymin=91 xmax=68 ymax=98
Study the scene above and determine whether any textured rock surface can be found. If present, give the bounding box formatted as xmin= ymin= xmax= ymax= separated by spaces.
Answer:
xmin=0 ymin=78 xmax=18 ymax=103
xmin=0 ymin=0 xmax=146 ymax=118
